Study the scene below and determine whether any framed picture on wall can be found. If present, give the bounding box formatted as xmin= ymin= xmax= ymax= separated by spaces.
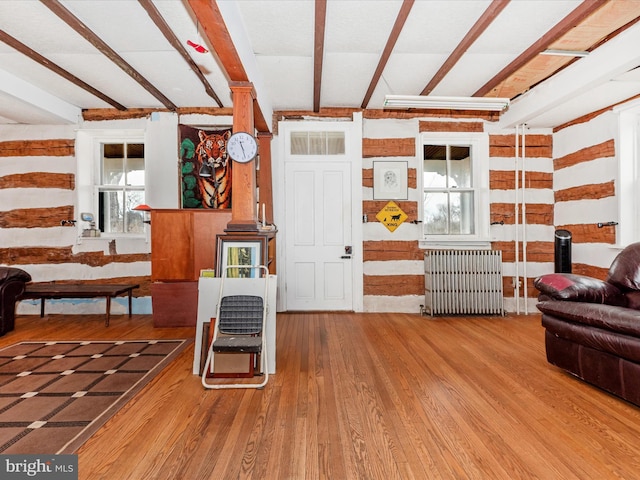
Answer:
xmin=216 ymin=236 xmax=263 ymax=278
xmin=179 ymin=125 xmax=232 ymax=209
xmin=373 ymin=160 xmax=408 ymax=200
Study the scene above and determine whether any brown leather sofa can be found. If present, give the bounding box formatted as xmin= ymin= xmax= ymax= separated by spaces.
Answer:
xmin=535 ymin=241 xmax=640 ymax=406
xmin=0 ymin=267 xmax=31 ymax=336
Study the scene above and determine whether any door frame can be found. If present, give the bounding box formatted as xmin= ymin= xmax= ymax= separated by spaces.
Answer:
xmin=274 ymin=113 xmax=363 ymax=312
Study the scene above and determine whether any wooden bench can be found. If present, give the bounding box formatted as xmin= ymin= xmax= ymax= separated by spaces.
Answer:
xmin=21 ymin=283 xmax=140 ymax=326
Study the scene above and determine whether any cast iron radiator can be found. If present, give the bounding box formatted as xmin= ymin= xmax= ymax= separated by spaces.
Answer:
xmin=424 ymin=249 xmax=504 ymax=316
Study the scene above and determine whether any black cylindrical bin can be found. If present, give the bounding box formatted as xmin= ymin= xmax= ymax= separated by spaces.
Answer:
xmin=554 ymin=229 xmax=572 ymax=273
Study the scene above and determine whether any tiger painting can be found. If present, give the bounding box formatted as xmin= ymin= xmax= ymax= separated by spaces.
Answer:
xmin=195 ymin=129 xmax=232 ymax=209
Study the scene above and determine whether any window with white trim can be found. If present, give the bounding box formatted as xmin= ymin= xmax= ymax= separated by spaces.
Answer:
xmin=97 ymin=141 xmax=145 ymax=234
xmin=421 ymin=133 xmax=490 ymax=244
xmin=76 ymin=130 xmax=147 ymax=238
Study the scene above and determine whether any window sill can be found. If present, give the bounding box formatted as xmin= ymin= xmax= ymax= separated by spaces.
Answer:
xmin=419 ymin=239 xmax=492 ymax=250
xmin=78 ymin=233 xmax=146 ymax=239
xmin=76 ymin=233 xmax=148 ymax=245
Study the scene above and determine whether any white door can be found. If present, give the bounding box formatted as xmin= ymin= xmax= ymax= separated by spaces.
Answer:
xmin=285 ymin=161 xmax=353 ymax=310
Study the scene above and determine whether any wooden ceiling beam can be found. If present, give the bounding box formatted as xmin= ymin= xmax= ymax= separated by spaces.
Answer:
xmin=41 ymin=0 xmax=178 ymax=110
xmin=361 ymin=0 xmax=414 ymax=109
xmin=187 ymin=0 xmax=270 ymax=133
xmin=313 ymin=0 xmax=327 ymax=113
xmin=421 ymin=0 xmax=509 ymax=96
xmin=474 ymin=0 xmax=607 ymax=97
xmin=138 ymin=0 xmax=223 ymax=107
xmin=0 ymin=29 xmax=127 ymax=111
xmin=188 ymin=0 xmax=248 ymax=82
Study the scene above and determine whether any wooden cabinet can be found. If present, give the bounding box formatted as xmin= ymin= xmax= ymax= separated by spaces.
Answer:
xmin=150 ymin=210 xmax=193 ymax=282
xmin=150 ymin=209 xmax=231 ymax=326
xmin=151 ymin=209 xmax=231 ymax=282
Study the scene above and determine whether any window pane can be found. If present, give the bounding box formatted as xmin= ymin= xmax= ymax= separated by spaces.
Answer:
xmin=309 ymin=132 xmax=324 ymax=154
xmin=102 ymin=144 xmax=124 ymax=185
xmin=449 ymin=191 xmax=474 ymax=234
xmin=449 ymin=146 xmax=471 ymax=188
xmin=126 ymin=149 xmax=145 ymax=186
xmin=424 ymin=145 xmax=447 ymax=188
xmin=127 ymin=143 xmax=144 ymax=158
xmin=103 ymin=143 xmax=124 ymax=158
xmin=424 ymin=191 xmax=448 ymax=234
xmin=99 ymin=190 xmax=124 ymax=233
xmin=98 ymin=190 xmax=147 ymax=234
xmin=290 ymin=132 xmax=307 ymax=154
xmin=126 ymin=190 xmax=146 ymax=234
xmin=424 ymin=159 xmax=447 ymax=188
xmin=326 ymin=132 xmax=345 ymax=154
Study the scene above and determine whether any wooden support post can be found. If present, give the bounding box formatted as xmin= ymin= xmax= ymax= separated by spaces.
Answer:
xmin=257 ymin=132 xmax=276 ymax=274
xmin=257 ymin=132 xmax=274 ymax=225
xmin=227 ymin=82 xmax=258 ymax=232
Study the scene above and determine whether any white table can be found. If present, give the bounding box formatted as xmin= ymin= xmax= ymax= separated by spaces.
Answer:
xmin=192 ymin=275 xmax=277 ymax=375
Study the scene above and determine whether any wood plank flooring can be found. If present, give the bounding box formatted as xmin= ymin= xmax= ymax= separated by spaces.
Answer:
xmin=4 ymin=312 xmax=640 ymax=479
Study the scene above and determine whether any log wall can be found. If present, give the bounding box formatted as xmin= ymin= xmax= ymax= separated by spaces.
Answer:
xmin=0 ymin=125 xmax=152 ymax=315
xmin=360 ymin=104 xmax=627 ymax=314
xmin=552 ymin=110 xmax=621 ymax=276
xmin=1 ymin=104 xmax=628 ymax=316
xmin=359 ymin=117 xmax=556 ymax=313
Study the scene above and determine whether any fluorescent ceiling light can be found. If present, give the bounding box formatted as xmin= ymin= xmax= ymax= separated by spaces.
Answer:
xmin=383 ymin=95 xmax=510 ymax=111
xmin=540 ymin=49 xmax=589 ymax=58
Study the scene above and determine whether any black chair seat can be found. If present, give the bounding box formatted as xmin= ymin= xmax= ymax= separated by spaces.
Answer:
xmin=212 ymin=336 xmax=262 ymax=353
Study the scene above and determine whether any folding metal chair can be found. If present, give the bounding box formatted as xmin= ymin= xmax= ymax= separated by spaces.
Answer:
xmin=201 ymin=265 xmax=269 ymax=389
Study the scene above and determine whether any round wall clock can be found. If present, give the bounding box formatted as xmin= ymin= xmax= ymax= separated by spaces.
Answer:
xmin=227 ymin=131 xmax=258 ymax=163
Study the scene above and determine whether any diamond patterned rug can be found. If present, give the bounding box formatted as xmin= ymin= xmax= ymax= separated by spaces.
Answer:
xmin=0 ymin=340 xmax=190 ymax=454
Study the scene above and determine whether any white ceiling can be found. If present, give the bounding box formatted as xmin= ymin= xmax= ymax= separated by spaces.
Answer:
xmin=0 ymin=0 xmax=639 ymax=130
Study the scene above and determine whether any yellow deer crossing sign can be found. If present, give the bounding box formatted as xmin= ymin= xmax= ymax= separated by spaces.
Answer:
xmin=376 ymin=201 xmax=408 ymax=232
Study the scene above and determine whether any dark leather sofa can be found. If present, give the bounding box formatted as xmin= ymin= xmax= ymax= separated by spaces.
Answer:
xmin=0 ymin=267 xmax=31 ymax=336
xmin=535 ymin=241 xmax=640 ymax=406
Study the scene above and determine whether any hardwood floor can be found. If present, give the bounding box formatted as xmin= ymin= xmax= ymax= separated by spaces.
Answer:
xmin=4 ymin=312 xmax=640 ymax=479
